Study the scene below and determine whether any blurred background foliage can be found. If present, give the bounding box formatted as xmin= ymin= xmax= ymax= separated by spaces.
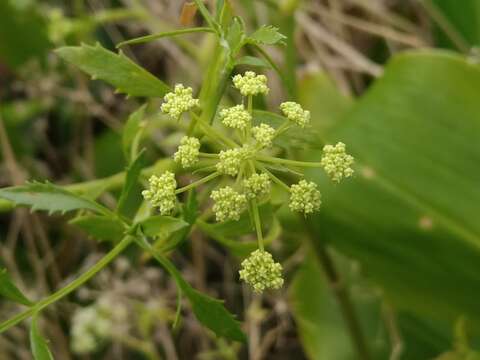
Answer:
xmin=0 ymin=0 xmax=480 ymax=359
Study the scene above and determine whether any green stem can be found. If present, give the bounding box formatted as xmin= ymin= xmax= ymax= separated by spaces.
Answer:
xmin=251 ymin=199 xmax=264 ymax=251
xmin=117 ymin=27 xmax=215 ymax=47
xmin=175 ymin=172 xmax=220 ymax=194
xmin=257 ymin=164 xmax=291 ymax=192
xmin=257 ymin=155 xmax=322 ymax=168
xmin=246 ymin=95 xmax=253 ymax=138
xmin=0 ymin=236 xmax=133 ymax=334
xmin=199 ymin=152 xmax=219 ymax=158
xmin=273 ymin=120 xmax=292 ymax=138
xmin=192 ymin=112 xmax=238 ymax=148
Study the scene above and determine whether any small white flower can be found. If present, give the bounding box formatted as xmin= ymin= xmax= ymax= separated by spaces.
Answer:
xmin=320 ymin=142 xmax=354 ymax=182
xmin=280 ymin=101 xmax=310 ymax=128
xmin=239 ymin=250 xmax=284 ymax=293
xmin=289 ymin=180 xmax=321 ymax=215
xmin=243 ymin=173 xmax=271 ymax=199
xmin=232 ymin=71 xmax=269 ymax=96
xmin=161 ymin=84 xmax=199 ymax=119
xmin=252 ymin=123 xmax=275 ymax=148
xmin=142 ymin=172 xmax=177 ymax=215
xmin=211 ymin=186 xmax=247 ymax=222
xmin=220 ymin=105 xmax=251 ymax=129
xmin=174 ymin=136 xmax=200 ymax=168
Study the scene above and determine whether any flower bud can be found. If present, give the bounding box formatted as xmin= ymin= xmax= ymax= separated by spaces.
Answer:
xmin=239 ymin=250 xmax=284 ymax=293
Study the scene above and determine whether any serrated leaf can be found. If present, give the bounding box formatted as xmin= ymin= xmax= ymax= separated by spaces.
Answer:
xmin=117 ymin=150 xmax=147 ymax=217
xmin=0 ymin=182 xmax=108 ymax=215
xmin=55 ymin=43 xmax=170 ymax=97
xmin=247 ymin=25 xmax=286 ymax=46
xmin=70 ymin=215 xmax=125 ymax=242
xmin=138 ymin=216 xmax=189 ymax=238
xmin=235 ymin=55 xmax=271 ymax=68
xmin=123 ymin=105 xmax=147 ymax=163
xmin=134 ymin=237 xmax=246 ymax=342
xmin=0 ymin=268 xmax=33 ymax=306
xmin=30 ymin=315 xmax=54 ymax=360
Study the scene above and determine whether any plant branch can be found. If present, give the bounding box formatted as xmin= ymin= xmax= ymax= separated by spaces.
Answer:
xmin=0 ymin=236 xmax=133 ymax=334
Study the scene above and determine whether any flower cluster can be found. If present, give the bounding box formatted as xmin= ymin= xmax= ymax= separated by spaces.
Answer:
xmin=252 ymin=123 xmax=275 ymax=148
xmin=289 ymin=180 xmax=321 ymax=215
xmin=321 ymin=142 xmax=355 ymax=183
xmin=232 ymin=71 xmax=269 ymax=96
xmin=280 ymin=101 xmax=310 ymax=128
xmin=211 ymin=186 xmax=247 ymax=222
xmin=142 ymin=171 xmax=177 ymax=215
xmin=174 ymin=136 xmax=200 ymax=168
xmin=243 ymin=173 xmax=271 ymax=199
xmin=216 ymin=147 xmax=250 ymax=176
xmin=161 ymin=84 xmax=199 ymax=119
xmin=239 ymin=250 xmax=284 ymax=293
xmin=70 ymin=296 xmax=127 ymax=354
xmin=220 ymin=105 xmax=251 ymax=129
xmin=142 ymin=72 xmax=353 ymax=293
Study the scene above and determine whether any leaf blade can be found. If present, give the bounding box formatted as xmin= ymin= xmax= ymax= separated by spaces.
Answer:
xmin=30 ymin=316 xmax=54 ymax=360
xmin=55 ymin=43 xmax=170 ymax=97
xmin=0 ymin=269 xmax=33 ymax=306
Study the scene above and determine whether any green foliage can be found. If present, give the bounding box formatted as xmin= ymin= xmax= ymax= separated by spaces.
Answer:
xmin=122 ymin=105 xmax=147 ymax=163
xmin=306 ymin=51 xmax=480 ymax=332
xmin=235 ymin=55 xmax=271 ymax=68
xmin=70 ymin=215 xmax=125 ymax=242
xmin=137 ymin=216 xmax=189 ymax=238
xmin=117 ymin=150 xmax=147 ymax=217
xmin=134 ymin=237 xmax=246 ymax=342
xmin=0 ymin=269 xmax=33 ymax=306
xmin=30 ymin=316 xmax=54 ymax=360
xmin=247 ymin=25 xmax=286 ymax=46
xmin=55 ymin=43 xmax=170 ymax=97
xmin=0 ymin=182 xmax=109 ymax=215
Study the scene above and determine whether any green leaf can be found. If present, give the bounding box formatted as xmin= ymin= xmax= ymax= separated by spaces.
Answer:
xmin=70 ymin=215 xmax=125 ymax=242
xmin=247 ymin=25 xmax=286 ymax=46
xmin=55 ymin=43 xmax=170 ymax=97
xmin=305 ymin=50 xmax=480 ymax=332
xmin=30 ymin=315 xmax=54 ymax=360
xmin=0 ymin=182 xmax=108 ymax=215
xmin=134 ymin=237 xmax=246 ymax=342
xmin=117 ymin=150 xmax=147 ymax=217
xmin=138 ymin=216 xmax=189 ymax=238
xmin=235 ymin=56 xmax=271 ymax=68
xmin=123 ymin=105 xmax=146 ymax=163
xmin=0 ymin=269 xmax=33 ymax=306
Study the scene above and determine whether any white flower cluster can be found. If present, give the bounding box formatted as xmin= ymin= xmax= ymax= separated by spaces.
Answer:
xmin=211 ymin=186 xmax=247 ymax=222
xmin=321 ymin=142 xmax=354 ymax=182
xmin=220 ymin=105 xmax=251 ymax=129
xmin=280 ymin=101 xmax=310 ymax=128
xmin=232 ymin=71 xmax=269 ymax=96
xmin=174 ymin=136 xmax=200 ymax=168
xmin=252 ymin=123 xmax=275 ymax=148
xmin=142 ymin=171 xmax=177 ymax=215
xmin=239 ymin=250 xmax=283 ymax=293
xmin=70 ymin=297 xmax=127 ymax=355
xmin=216 ymin=147 xmax=250 ymax=176
xmin=161 ymin=84 xmax=199 ymax=119
xmin=289 ymin=180 xmax=321 ymax=215
xmin=243 ymin=173 xmax=271 ymax=199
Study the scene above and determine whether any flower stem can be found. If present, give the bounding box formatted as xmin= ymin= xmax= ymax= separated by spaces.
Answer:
xmin=251 ymin=199 xmax=264 ymax=251
xmin=117 ymin=27 xmax=216 ymax=48
xmin=175 ymin=172 xmax=220 ymax=194
xmin=191 ymin=112 xmax=238 ymax=148
xmin=198 ymin=152 xmax=219 ymax=158
xmin=0 ymin=236 xmax=133 ymax=334
xmin=273 ymin=120 xmax=292 ymax=138
xmin=257 ymin=155 xmax=322 ymax=168
xmin=257 ymin=164 xmax=291 ymax=192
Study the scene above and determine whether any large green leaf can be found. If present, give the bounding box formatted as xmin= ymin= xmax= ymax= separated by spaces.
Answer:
xmin=117 ymin=150 xmax=146 ymax=217
xmin=55 ymin=43 xmax=170 ymax=97
xmin=70 ymin=215 xmax=125 ymax=242
xmin=0 ymin=182 xmax=108 ymax=215
xmin=305 ymin=50 xmax=480 ymax=332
